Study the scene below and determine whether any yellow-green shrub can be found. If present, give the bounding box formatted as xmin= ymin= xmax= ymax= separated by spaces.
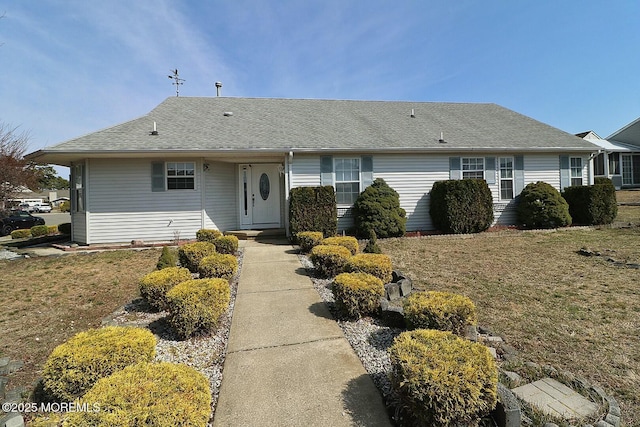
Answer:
xmin=10 ymin=229 xmax=30 ymax=239
xmin=47 ymin=225 xmax=58 ymax=235
xmin=139 ymin=267 xmax=192 ymax=311
xmin=65 ymin=362 xmax=211 ymax=427
xmin=332 ymin=272 xmax=384 ymax=318
xmin=42 ymin=326 xmax=156 ymax=402
xmin=309 ymin=244 xmax=352 ymax=278
xmin=178 ymin=241 xmax=217 ymax=273
xmin=213 ymin=235 xmax=239 ymax=254
xmin=344 ymin=253 xmax=393 ymax=283
xmin=198 ymin=252 xmax=238 ymax=280
xmin=196 ymin=228 xmax=223 ymax=242
xmin=31 ymin=224 xmax=50 ymax=237
xmin=403 ymin=291 xmax=477 ymax=336
xmin=166 ymin=278 xmax=230 ymax=339
xmin=322 ymin=236 xmax=359 ymax=255
xmin=296 ymin=231 xmax=324 ymax=253
xmin=389 ymin=329 xmax=498 ymax=426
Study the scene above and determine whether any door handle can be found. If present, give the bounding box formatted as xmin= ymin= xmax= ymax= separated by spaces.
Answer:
xmin=252 ymin=194 xmax=255 ymax=207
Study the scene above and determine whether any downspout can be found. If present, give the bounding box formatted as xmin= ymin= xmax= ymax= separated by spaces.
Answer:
xmin=284 ymin=151 xmax=293 ymax=238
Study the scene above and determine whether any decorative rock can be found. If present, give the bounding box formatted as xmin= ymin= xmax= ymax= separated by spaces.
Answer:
xmin=492 ymin=383 xmax=521 ymax=427
xmin=594 ymin=421 xmax=614 ymax=427
xmin=487 ymin=346 xmax=497 ymax=359
xmin=380 ymin=305 xmax=405 ymax=328
xmin=0 ymin=412 xmax=25 ymax=427
xmin=0 ymin=376 xmax=7 ymax=399
xmin=131 ymin=239 xmax=145 ymax=246
xmin=3 ymin=361 xmax=23 ymax=376
xmin=502 ymin=370 xmax=523 ymax=386
xmin=384 ymin=283 xmax=401 ymax=301
xmin=543 ymin=423 xmax=559 ymax=427
xmin=391 ymin=270 xmax=403 ymax=282
xmin=486 ymin=335 xmax=504 ymax=343
xmin=478 ymin=325 xmax=493 ymax=335
xmin=465 ymin=325 xmax=478 ymax=342
xmin=524 ymin=361 xmax=540 ymax=371
xmin=543 ymin=364 xmax=557 ymax=376
xmin=397 ymin=278 xmax=412 ymax=296
xmin=604 ymin=413 xmax=620 ymax=427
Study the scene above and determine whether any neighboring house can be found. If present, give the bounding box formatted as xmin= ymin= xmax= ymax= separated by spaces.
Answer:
xmin=578 ymin=118 xmax=640 ymax=189
xmin=26 ymin=97 xmax=599 ymax=244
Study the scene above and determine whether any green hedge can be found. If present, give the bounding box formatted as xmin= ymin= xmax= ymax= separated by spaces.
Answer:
xmin=30 ymin=224 xmax=50 ymax=237
xmin=57 ymin=222 xmax=71 ymax=235
xmin=429 ymin=179 xmax=494 ymax=234
xmin=562 ymin=178 xmax=617 ymax=225
xmin=289 ymin=186 xmax=337 ymax=238
xmin=517 ymin=181 xmax=571 ymax=229
xmin=10 ymin=229 xmax=31 ymax=239
xmin=353 ymin=178 xmax=406 ymax=238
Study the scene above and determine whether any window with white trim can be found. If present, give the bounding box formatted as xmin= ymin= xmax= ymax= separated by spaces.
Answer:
xmin=499 ymin=157 xmax=514 ymax=200
xmin=73 ymin=163 xmax=85 ymax=212
xmin=570 ymin=157 xmax=583 ymax=186
xmin=608 ymin=152 xmax=620 ymax=175
xmin=167 ymin=162 xmax=195 ymax=190
xmin=334 ymin=158 xmax=360 ymax=205
xmin=462 ymin=157 xmax=484 ymax=179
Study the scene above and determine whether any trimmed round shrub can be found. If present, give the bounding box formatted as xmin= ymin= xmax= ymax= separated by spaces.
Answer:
xmin=389 ymin=329 xmax=498 ymax=426
xmin=322 ymin=236 xmax=359 ymax=255
xmin=57 ymin=222 xmax=71 ymax=235
xmin=156 ymin=246 xmax=178 ymax=270
xmin=196 ymin=228 xmax=223 ymax=242
xmin=403 ymin=291 xmax=477 ymax=336
xmin=363 ymin=229 xmax=382 ymax=254
xmin=213 ymin=235 xmax=239 ymax=254
xmin=297 ymin=231 xmax=324 ymax=253
xmin=344 ymin=253 xmax=393 ymax=283
xmin=65 ymin=361 xmax=211 ymax=427
xmin=166 ymin=278 xmax=231 ymax=339
xmin=42 ymin=326 xmax=156 ymax=402
xmin=309 ymin=244 xmax=352 ymax=278
xmin=332 ymin=272 xmax=384 ymax=318
xmin=517 ymin=181 xmax=571 ymax=229
xmin=10 ymin=229 xmax=31 ymax=239
xmin=47 ymin=225 xmax=58 ymax=235
xmin=429 ymin=179 xmax=494 ymax=234
xmin=198 ymin=252 xmax=238 ymax=280
xmin=353 ymin=178 xmax=406 ymax=238
xmin=178 ymin=241 xmax=217 ymax=273
xmin=30 ymin=224 xmax=50 ymax=237
xmin=139 ymin=266 xmax=192 ymax=311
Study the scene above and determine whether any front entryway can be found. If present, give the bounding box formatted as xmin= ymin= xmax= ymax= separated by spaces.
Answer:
xmin=239 ymin=164 xmax=281 ymax=229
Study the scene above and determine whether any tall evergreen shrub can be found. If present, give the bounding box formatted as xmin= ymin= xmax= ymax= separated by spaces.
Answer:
xmin=562 ymin=178 xmax=617 ymax=225
xmin=429 ymin=179 xmax=494 ymax=234
xmin=289 ymin=186 xmax=337 ymax=238
xmin=353 ymin=178 xmax=406 ymax=238
xmin=517 ymin=181 xmax=571 ymax=229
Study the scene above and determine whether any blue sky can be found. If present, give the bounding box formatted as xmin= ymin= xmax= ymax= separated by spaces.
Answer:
xmin=1 ymin=1 xmax=639 ymax=176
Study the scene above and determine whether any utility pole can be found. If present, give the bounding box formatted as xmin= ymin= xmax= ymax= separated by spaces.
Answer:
xmin=167 ymin=69 xmax=185 ymax=96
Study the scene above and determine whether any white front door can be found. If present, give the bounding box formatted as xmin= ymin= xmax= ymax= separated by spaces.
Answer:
xmin=239 ymin=164 xmax=281 ymax=229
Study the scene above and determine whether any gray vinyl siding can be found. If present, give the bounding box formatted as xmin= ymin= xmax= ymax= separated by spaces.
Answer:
xmin=87 ymin=158 xmax=203 ymax=243
xmin=203 ymin=162 xmax=237 ymax=231
xmin=71 ymin=212 xmax=87 ymax=244
xmin=290 ymin=155 xmax=321 ymax=187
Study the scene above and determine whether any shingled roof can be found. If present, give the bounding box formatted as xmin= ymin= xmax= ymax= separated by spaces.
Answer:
xmin=28 ymin=97 xmax=597 ymax=163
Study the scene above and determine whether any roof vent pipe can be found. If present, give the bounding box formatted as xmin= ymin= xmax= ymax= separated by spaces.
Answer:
xmin=411 ymin=108 xmax=415 ymax=118
xmin=215 ymin=81 xmax=222 ymax=97
xmin=439 ymin=131 xmax=446 ymax=143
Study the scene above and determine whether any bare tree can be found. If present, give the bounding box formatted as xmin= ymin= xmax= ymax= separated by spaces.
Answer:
xmin=0 ymin=122 xmax=37 ymax=210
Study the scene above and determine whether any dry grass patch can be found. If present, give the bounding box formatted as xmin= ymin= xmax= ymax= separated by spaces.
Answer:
xmin=0 ymin=249 xmax=159 ymax=396
xmin=379 ymin=227 xmax=640 ymax=425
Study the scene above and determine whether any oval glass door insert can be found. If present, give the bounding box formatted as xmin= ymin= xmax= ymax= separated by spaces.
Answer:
xmin=259 ymin=173 xmax=270 ymax=200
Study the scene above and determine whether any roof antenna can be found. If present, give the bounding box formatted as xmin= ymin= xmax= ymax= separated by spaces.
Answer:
xmin=168 ymin=69 xmax=185 ymax=97
xmin=215 ymin=81 xmax=222 ymax=97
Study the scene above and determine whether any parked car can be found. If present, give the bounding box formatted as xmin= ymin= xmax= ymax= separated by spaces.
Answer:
xmin=32 ymin=203 xmax=52 ymax=213
xmin=0 ymin=211 xmax=45 ymax=236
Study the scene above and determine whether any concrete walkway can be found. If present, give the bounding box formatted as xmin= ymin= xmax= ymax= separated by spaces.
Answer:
xmin=213 ymin=239 xmax=391 ymax=427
